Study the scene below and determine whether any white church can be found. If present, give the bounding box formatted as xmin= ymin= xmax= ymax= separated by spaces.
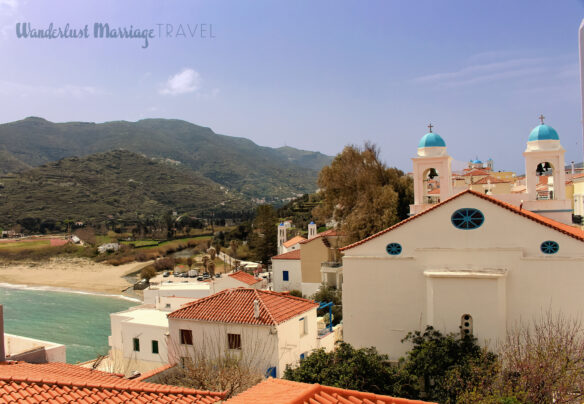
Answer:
xmin=341 ymin=123 xmax=584 ymax=360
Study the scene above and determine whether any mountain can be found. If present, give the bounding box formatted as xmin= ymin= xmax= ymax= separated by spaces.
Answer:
xmin=0 ymin=150 xmax=252 ymax=227
xmin=0 ymin=117 xmax=333 ymax=201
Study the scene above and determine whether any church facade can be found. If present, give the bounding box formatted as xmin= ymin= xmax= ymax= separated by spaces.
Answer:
xmin=341 ymin=124 xmax=584 ymax=360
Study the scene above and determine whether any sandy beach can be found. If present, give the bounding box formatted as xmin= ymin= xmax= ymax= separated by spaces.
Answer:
xmin=0 ymin=258 xmax=151 ymax=295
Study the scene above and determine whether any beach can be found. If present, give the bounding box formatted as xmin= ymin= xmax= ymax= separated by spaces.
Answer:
xmin=0 ymin=258 xmax=149 ymax=294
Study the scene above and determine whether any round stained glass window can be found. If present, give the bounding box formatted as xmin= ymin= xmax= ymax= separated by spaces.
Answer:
xmin=451 ymin=208 xmax=484 ymax=230
xmin=386 ymin=243 xmax=402 ymax=255
xmin=540 ymin=240 xmax=559 ymax=255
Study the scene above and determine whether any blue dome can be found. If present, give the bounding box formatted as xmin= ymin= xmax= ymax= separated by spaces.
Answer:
xmin=472 ymin=159 xmax=482 ymax=164
xmin=528 ymin=124 xmax=559 ymax=142
xmin=418 ymin=132 xmax=446 ymax=148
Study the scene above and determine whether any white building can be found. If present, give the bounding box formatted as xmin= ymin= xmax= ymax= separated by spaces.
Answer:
xmin=167 ymin=288 xmax=338 ymax=378
xmin=271 ymin=250 xmax=301 ymax=292
xmin=341 ymin=126 xmax=584 ymax=360
xmin=109 ymin=304 xmax=171 ymax=374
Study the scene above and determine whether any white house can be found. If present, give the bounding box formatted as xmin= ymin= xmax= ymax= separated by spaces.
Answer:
xmin=108 ymin=304 xmax=171 ymax=374
xmin=271 ymin=249 xmax=301 ymax=292
xmin=167 ymin=288 xmax=337 ymax=378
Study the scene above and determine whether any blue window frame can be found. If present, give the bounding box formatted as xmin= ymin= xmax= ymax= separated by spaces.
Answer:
xmin=540 ymin=240 xmax=559 ymax=254
xmin=386 ymin=243 xmax=402 ymax=255
xmin=451 ymin=208 xmax=484 ymax=230
xmin=266 ymin=366 xmax=276 ymax=378
xmin=283 ymin=271 xmax=289 ymax=281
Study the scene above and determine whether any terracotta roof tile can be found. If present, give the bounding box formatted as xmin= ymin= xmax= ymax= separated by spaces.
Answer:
xmin=473 ymin=175 xmax=512 ymax=184
xmin=462 ymin=169 xmax=490 ymax=177
xmin=0 ymin=362 xmax=225 ymax=403
xmin=340 ymin=189 xmax=584 ymax=251
xmin=225 ymin=378 xmax=436 ymax=404
xmin=299 ymin=229 xmax=341 ymax=245
xmin=228 ymin=271 xmax=262 ymax=285
xmin=427 ymin=188 xmax=440 ymax=195
xmin=168 ymin=288 xmax=318 ymax=325
xmin=272 ymin=250 xmax=301 ymax=260
xmin=283 ymin=236 xmax=307 ymax=248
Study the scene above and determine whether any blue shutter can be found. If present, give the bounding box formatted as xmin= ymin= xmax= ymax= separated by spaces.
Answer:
xmin=283 ymin=271 xmax=289 ymax=281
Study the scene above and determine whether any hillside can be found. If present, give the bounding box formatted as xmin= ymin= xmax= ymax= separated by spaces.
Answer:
xmin=0 ymin=150 xmax=252 ymax=227
xmin=0 ymin=117 xmax=332 ymax=201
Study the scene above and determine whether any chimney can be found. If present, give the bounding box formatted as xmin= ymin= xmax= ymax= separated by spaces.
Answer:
xmin=0 ymin=305 xmax=5 ymax=362
xmin=253 ymin=299 xmax=260 ymax=319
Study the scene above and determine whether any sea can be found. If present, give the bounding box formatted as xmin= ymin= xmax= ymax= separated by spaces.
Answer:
xmin=0 ymin=285 xmax=137 ymax=364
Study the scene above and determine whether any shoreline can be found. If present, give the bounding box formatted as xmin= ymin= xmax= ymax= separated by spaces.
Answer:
xmin=0 ymin=282 xmax=142 ymax=302
xmin=0 ymin=257 xmax=150 ymax=300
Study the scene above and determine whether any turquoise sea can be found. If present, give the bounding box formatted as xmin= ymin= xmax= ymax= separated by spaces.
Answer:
xmin=0 ymin=285 xmax=136 ymax=364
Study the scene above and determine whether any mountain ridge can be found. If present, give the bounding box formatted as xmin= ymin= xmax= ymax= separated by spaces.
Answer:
xmin=0 ymin=117 xmax=333 ymax=202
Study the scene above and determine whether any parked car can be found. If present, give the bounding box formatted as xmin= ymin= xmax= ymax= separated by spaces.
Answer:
xmin=163 ymin=271 xmax=170 ymax=277
xmin=215 ymin=273 xmax=221 ymax=278
xmin=196 ymin=276 xmax=204 ymax=281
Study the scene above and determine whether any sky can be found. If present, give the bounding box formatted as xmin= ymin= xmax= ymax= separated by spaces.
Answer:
xmin=0 ymin=0 xmax=584 ymax=173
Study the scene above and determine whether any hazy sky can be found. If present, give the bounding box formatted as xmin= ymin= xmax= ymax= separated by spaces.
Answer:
xmin=1 ymin=0 xmax=583 ymax=172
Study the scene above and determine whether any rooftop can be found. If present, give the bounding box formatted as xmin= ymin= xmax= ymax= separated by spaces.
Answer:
xmin=299 ymin=229 xmax=341 ymax=245
xmin=112 ymin=305 xmax=170 ymax=328
xmin=283 ymin=235 xmax=307 ymax=248
xmin=225 ymin=378 xmax=436 ymax=404
xmin=0 ymin=361 xmax=224 ymax=403
xmin=228 ymin=271 xmax=262 ymax=285
xmin=168 ymin=288 xmax=318 ymax=326
xmin=473 ymin=175 xmax=512 ymax=185
xmin=272 ymin=249 xmax=301 ymax=260
xmin=340 ymin=189 xmax=584 ymax=251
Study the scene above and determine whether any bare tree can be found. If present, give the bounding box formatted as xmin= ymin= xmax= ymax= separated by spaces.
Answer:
xmin=498 ymin=311 xmax=584 ymax=404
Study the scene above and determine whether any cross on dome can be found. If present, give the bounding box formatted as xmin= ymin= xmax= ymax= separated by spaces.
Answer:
xmin=539 ymin=114 xmax=545 ymax=125
xmin=427 ymin=123 xmax=433 ymax=133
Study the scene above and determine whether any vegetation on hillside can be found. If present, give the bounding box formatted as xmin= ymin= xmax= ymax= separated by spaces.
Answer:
xmin=0 ymin=150 xmax=251 ymax=229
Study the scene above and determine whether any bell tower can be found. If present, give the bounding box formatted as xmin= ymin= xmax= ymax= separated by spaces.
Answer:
xmin=411 ymin=124 xmax=453 ymax=216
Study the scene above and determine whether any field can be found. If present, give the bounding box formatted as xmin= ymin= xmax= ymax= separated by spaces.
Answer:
xmin=0 ymin=239 xmax=51 ymax=249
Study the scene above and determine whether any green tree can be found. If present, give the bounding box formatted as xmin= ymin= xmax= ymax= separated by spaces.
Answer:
xmin=249 ymin=205 xmax=278 ymax=265
xmin=284 ymin=342 xmax=418 ymax=398
xmin=401 ymin=326 xmax=497 ymax=403
xmin=313 ymin=143 xmax=413 ymax=243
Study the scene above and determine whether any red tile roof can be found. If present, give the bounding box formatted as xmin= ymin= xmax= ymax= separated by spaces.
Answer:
xmin=462 ymin=169 xmax=490 ymax=177
xmin=134 ymin=364 xmax=174 ymax=381
xmin=272 ymin=249 xmax=301 ymax=260
xmin=228 ymin=271 xmax=262 ymax=285
xmin=0 ymin=362 xmax=225 ymax=403
xmin=427 ymin=188 xmax=440 ymax=195
xmin=299 ymin=229 xmax=341 ymax=245
xmin=283 ymin=236 xmax=307 ymax=248
xmin=340 ymin=189 xmax=584 ymax=251
xmin=473 ymin=175 xmax=512 ymax=184
xmin=225 ymin=378 xmax=436 ymax=404
xmin=168 ymin=288 xmax=318 ymax=326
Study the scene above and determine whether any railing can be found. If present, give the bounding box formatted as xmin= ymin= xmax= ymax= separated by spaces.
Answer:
xmin=321 ymin=261 xmax=342 ymax=268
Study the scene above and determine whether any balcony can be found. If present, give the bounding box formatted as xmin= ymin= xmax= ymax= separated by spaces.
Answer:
xmin=321 ymin=262 xmax=343 ymax=289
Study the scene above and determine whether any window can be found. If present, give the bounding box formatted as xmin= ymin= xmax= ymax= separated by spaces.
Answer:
xmin=299 ymin=317 xmax=307 ymax=336
xmin=180 ymin=329 xmax=193 ymax=345
xmin=133 ymin=338 xmax=140 ymax=352
xmin=283 ymin=271 xmax=289 ymax=281
xmin=540 ymin=240 xmax=559 ymax=255
xmin=461 ymin=314 xmax=473 ymax=337
xmin=165 ymin=303 xmax=171 ymax=309
xmin=451 ymin=208 xmax=484 ymax=230
xmin=386 ymin=243 xmax=402 ymax=256
xmin=228 ymin=333 xmax=241 ymax=350
xmin=152 ymin=340 xmax=159 ymax=354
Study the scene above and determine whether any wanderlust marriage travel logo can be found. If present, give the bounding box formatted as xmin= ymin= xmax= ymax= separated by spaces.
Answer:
xmin=15 ymin=22 xmax=215 ymax=49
